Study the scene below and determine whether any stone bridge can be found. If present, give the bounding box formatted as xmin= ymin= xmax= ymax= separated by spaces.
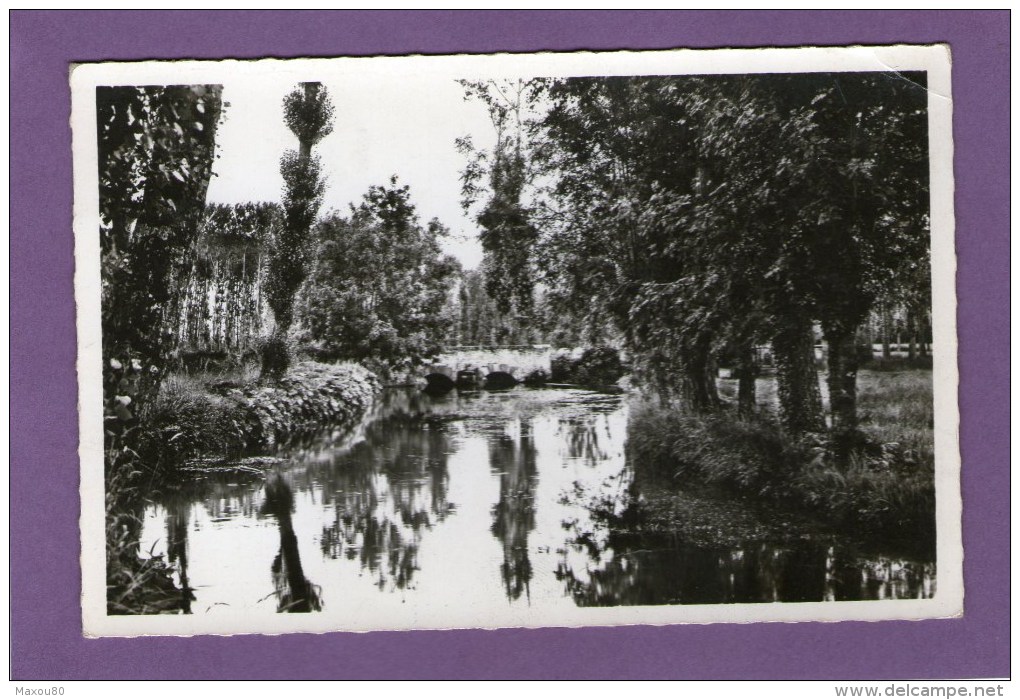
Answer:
xmin=422 ymin=345 xmax=553 ymax=391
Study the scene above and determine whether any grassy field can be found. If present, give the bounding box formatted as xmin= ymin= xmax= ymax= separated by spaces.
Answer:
xmin=717 ymin=369 xmax=933 ymax=451
xmin=856 ymin=370 xmax=935 ymax=466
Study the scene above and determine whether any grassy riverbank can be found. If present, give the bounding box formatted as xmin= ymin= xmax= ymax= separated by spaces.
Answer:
xmin=106 ymin=360 xmax=380 ymax=614
xmin=628 ymin=369 xmax=935 ymax=543
xmin=140 ymin=361 xmax=380 ymax=471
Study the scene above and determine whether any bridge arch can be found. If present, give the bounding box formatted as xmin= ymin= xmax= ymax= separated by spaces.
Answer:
xmin=423 ymin=372 xmax=455 ymax=393
xmin=483 ymin=371 xmax=517 ymax=390
xmin=419 ymin=345 xmax=553 ymax=391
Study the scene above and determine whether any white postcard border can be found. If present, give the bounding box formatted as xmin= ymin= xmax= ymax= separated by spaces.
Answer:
xmin=72 ymin=44 xmax=960 ymax=638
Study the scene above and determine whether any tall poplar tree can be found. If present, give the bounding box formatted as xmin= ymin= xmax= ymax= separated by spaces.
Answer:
xmin=263 ymin=82 xmax=334 ymax=378
xmin=457 ymin=79 xmax=541 ymax=318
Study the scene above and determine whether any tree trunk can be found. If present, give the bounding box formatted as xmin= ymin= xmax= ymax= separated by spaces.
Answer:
xmin=919 ymin=310 xmax=930 ymax=357
xmin=165 ymin=502 xmax=193 ymax=614
xmin=298 ymin=83 xmax=316 ymax=159
xmin=772 ymin=319 xmax=825 ymax=435
xmin=907 ymin=309 xmax=917 ymax=360
xmin=736 ymin=341 xmax=758 ymax=418
xmin=264 ymin=477 xmax=319 ymax=612
xmin=683 ymin=345 xmax=719 ymax=414
xmin=823 ymin=323 xmax=859 ymax=430
xmin=882 ymin=307 xmax=892 ymax=360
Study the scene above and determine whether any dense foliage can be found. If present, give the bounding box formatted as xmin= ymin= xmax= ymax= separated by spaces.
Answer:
xmin=98 ymin=84 xmax=225 ymax=486
xmin=301 ymin=178 xmax=460 ymax=374
xmin=99 ymin=85 xmax=224 ymax=393
xmin=524 ymin=73 xmax=930 ymax=432
xmin=550 ymin=347 xmax=628 ymax=387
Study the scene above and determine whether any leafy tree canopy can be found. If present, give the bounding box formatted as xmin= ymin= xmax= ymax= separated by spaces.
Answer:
xmin=301 ymin=177 xmax=461 ymax=373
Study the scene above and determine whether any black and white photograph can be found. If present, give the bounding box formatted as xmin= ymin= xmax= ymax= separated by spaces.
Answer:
xmin=73 ymin=46 xmax=960 ymax=637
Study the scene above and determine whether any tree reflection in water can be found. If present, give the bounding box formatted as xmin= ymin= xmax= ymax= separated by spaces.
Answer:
xmin=556 ymin=533 xmax=936 ymax=606
xmin=489 ymin=418 xmax=539 ymax=601
xmin=558 ymin=415 xmax=610 ymax=466
xmin=136 ymin=387 xmax=938 ymax=615
xmin=164 ymin=499 xmax=194 ymax=614
xmin=311 ymin=394 xmax=454 ymax=591
xmin=140 ymin=471 xmax=267 ymax=615
xmin=824 ymin=548 xmax=936 ymax=601
xmin=261 ymin=475 xmax=322 ymax=613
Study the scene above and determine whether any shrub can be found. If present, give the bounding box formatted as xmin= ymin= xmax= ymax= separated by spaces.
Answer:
xmin=628 ymin=402 xmax=808 ymax=499
xmin=795 ymin=448 xmax=935 ymax=540
xmin=138 ymin=375 xmax=251 ymax=470
xmin=550 ymin=347 xmax=627 ymax=386
xmin=573 ymin=346 xmax=627 ymax=387
xmin=550 ymin=353 xmax=576 ymax=382
xmin=260 ymin=335 xmax=293 ymax=380
xmin=523 ymin=368 xmax=550 ymax=386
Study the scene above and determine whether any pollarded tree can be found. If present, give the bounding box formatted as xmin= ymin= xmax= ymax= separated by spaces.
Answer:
xmin=263 ymin=82 xmax=334 ymax=378
xmin=679 ymin=75 xmax=829 ymax=433
xmin=534 ymin=72 xmax=929 ymax=435
xmin=715 ymin=74 xmax=929 ymax=430
xmin=688 ymin=73 xmax=929 ymax=431
xmin=802 ymin=73 xmax=929 ymax=430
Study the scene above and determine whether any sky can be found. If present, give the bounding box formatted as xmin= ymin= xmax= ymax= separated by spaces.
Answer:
xmin=205 ymin=74 xmax=496 ymax=269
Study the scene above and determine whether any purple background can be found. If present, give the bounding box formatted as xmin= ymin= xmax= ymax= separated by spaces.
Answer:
xmin=10 ymin=11 xmax=1009 ymax=680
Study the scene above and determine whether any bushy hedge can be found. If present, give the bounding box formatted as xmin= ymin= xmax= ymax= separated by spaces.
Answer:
xmin=142 ymin=361 xmax=380 ymax=469
xmin=239 ymin=362 xmax=379 ymax=446
xmin=523 ymin=368 xmax=550 ymax=386
xmin=551 ymin=346 xmax=627 ymax=387
xmin=549 ymin=353 xmax=576 ymax=383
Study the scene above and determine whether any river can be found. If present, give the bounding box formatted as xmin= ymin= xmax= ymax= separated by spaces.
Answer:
xmin=139 ymin=386 xmax=935 ymax=626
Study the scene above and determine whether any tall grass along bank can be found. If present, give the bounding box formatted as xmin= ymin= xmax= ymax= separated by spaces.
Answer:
xmin=628 ymin=369 xmax=935 ymax=544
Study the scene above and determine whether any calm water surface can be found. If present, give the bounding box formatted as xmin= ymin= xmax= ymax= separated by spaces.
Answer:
xmin=140 ymin=387 xmax=935 ymax=622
